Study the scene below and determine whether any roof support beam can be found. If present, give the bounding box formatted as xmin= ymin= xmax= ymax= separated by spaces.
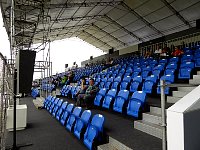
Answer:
xmin=121 ymin=2 xmax=164 ymax=36
xmin=160 ymin=0 xmax=192 ymax=28
xmin=83 ymin=30 xmax=112 ymax=49
xmin=51 ymin=15 xmax=103 ymax=23
xmin=92 ymin=23 xmax=126 ymax=46
xmin=104 ymin=15 xmax=143 ymax=42
xmin=15 ymin=1 xmax=122 ymax=9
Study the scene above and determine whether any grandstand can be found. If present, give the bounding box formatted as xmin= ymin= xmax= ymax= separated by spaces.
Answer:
xmin=1 ymin=0 xmax=200 ymax=150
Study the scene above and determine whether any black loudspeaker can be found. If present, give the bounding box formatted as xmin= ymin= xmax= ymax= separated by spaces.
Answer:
xmin=65 ymin=64 xmax=68 ymax=68
xmin=15 ymin=50 xmax=36 ymax=93
xmin=109 ymin=48 xmax=114 ymax=54
xmin=196 ymin=19 xmax=200 ymax=29
xmin=90 ymin=56 xmax=93 ymax=60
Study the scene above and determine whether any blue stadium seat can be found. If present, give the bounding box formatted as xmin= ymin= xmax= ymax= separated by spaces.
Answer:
xmin=157 ymin=74 xmax=174 ymax=94
xmin=64 ymin=85 xmax=72 ymax=96
xmin=165 ymin=63 xmax=177 ymax=75
xmin=94 ymin=88 xmax=107 ymax=106
xmin=102 ymin=89 xmax=117 ymax=109
xmin=60 ymin=104 xmax=74 ymax=126
xmin=43 ymin=95 xmax=53 ymax=108
xmin=46 ymin=97 xmax=56 ymax=111
xmin=49 ymin=98 xmax=59 ymax=114
xmin=72 ymin=86 xmax=81 ymax=99
xmin=104 ymin=77 xmax=114 ymax=89
xmin=178 ymin=62 xmax=194 ymax=79
xmin=127 ymin=91 xmax=146 ymax=118
xmin=120 ymin=76 xmax=131 ymax=90
xmin=66 ymin=107 xmax=82 ymax=131
xmin=84 ymin=114 xmax=104 ymax=150
xmin=169 ymin=57 xmax=179 ymax=63
xmin=130 ymin=76 xmax=142 ymax=93
xmin=141 ymin=66 xmax=151 ymax=79
xmin=113 ymin=90 xmax=129 ymax=113
xmin=142 ymin=75 xmax=157 ymax=94
xmin=111 ymin=76 xmax=121 ymax=90
xmin=74 ymin=110 xmax=92 ymax=139
xmin=56 ymin=102 xmax=68 ymax=121
xmin=52 ymin=99 xmax=63 ymax=117
xmin=181 ymin=54 xmax=193 ymax=62
xmin=195 ymin=58 xmax=200 ymax=67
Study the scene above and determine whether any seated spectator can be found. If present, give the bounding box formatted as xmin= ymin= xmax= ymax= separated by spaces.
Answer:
xmin=75 ymin=78 xmax=88 ymax=104
xmin=76 ymin=78 xmax=99 ymax=109
xmin=61 ymin=75 xmax=67 ymax=86
xmin=154 ymin=46 xmax=162 ymax=58
xmin=171 ymin=46 xmax=184 ymax=57
xmin=162 ymin=45 xmax=171 ymax=56
xmin=66 ymin=71 xmax=74 ymax=85
xmin=144 ymin=50 xmax=152 ymax=58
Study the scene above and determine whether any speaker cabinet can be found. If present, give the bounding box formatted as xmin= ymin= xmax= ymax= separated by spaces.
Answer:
xmin=109 ymin=48 xmax=114 ymax=54
xmin=196 ymin=19 xmax=200 ymax=29
xmin=15 ymin=50 xmax=36 ymax=93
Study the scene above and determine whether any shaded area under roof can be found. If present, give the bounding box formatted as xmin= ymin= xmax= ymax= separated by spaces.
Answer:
xmin=1 ymin=0 xmax=200 ymax=52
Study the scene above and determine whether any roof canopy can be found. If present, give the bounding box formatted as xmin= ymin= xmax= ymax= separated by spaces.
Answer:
xmin=1 ymin=0 xmax=200 ymax=52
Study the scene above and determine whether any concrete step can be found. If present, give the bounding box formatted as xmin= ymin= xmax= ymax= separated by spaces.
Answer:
xmin=172 ymin=91 xmax=188 ymax=98
xmin=177 ymin=86 xmax=196 ymax=92
xmin=193 ymin=75 xmax=200 ymax=80
xmin=142 ymin=112 xmax=161 ymax=125
xmin=150 ymin=106 xmax=161 ymax=115
xmin=167 ymin=96 xmax=181 ymax=104
xmin=98 ymin=143 xmax=117 ymax=150
xmin=189 ymin=79 xmax=200 ymax=85
xmin=134 ymin=120 xmax=162 ymax=139
xmin=98 ymin=137 xmax=132 ymax=150
xmin=197 ymin=71 xmax=200 ymax=75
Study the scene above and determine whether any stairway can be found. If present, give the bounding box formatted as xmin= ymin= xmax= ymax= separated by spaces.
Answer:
xmin=134 ymin=71 xmax=200 ymax=139
xmin=167 ymin=71 xmax=200 ymax=104
xmin=98 ymin=136 xmax=132 ymax=150
xmin=134 ymin=106 xmax=163 ymax=139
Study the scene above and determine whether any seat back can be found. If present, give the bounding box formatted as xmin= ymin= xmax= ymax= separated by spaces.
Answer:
xmin=91 ymin=114 xmax=105 ymax=133
xmin=130 ymin=91 xmax=146 ymax=104
xmin=81 ymin=110 xmax=91 ymax=124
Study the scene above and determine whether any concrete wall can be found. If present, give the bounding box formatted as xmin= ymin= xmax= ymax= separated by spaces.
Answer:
xmin=119 ymin=44 xmax=138 ymax=55
xmin=167 ymin=85 xmax=200 ymax=150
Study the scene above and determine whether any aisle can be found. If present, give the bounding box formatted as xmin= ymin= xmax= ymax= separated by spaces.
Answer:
xmin=6 ymin=97 xmax=87 ymax=150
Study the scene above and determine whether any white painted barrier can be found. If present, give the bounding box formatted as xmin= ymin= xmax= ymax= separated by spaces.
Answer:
xmin=167 ymin=85 xmax=200 ymax=150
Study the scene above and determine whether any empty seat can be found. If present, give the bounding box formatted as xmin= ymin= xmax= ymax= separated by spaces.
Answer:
xmin=84 ymin=114 xmax=105 ymax=150
xmin=142 ymin=75 xmax=157 ymax=94
xmin=104 ymin=77 xmax=114 ymax=89
xmin=49 ymin=98 xmax=59 ymax=113
xmin=94 ymin=88 xmax=107 ymax=106
xmin=113 ymin=90 xmax=129 ymax=113
xmin=130 ymin=76 xmax=142 ymax=93
xmin=60 ymin=104 xmax=74 ymax=126
xmin=127 ymin=91 xmax=146 ymax=118
xmin=141 ymin=66 xmax=151 ymax=79
xmin=165 ymin=63 xmax=177 ymax=75
xmin=169 ymin=57 xmax=179 ymax=63
xmin=74 ymin=110 xmax=92 ymax=139
xmin=56 ymin=102 xmax=68 ymax=121
xmin=43 ymin=95 xmax=53 ymax=108
xmin=120 ymin=76 xmax=131 ymax=90
xmin=52 ymin=99 xmax=63 ymax=117
xmin=66 ymin=107 xmax=82 ymax=131
xmin=157 ymin=74 xmax=174 ymax=94
xmin=102 ymin=89 xmax=117 ymax=109
xmin=178 ymin=62 xmax=194 ymax=79
xmin=46 ymin=97 xmax=56 ymax=110
xmin=111 ymin=76 xmax=121 ymax=90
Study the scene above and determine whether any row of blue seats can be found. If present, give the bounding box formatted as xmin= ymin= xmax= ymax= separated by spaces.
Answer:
xmin=43 ymin=96 xmax=105 ymax=150
xmin=60 ymin=85 xmax=81 ymax=98
xmin=31 ymin=88 xmax=39 ymax=98
xmin=94 ymin=74 xmax=174 ymax=95
xmin=94 ymin=89 xmax=146 ymax=118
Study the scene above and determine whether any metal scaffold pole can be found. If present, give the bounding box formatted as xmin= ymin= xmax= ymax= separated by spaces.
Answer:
xmin=160 ymin=80 xmax=167 ymax=150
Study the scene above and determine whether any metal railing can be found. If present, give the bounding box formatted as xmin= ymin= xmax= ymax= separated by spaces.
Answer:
xmin=0 ymin=53 xmax=13 ymax=150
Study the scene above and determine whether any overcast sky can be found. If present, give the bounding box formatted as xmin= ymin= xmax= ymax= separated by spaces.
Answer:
xmin=0 ymin=9 xmax=105 ymax=79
